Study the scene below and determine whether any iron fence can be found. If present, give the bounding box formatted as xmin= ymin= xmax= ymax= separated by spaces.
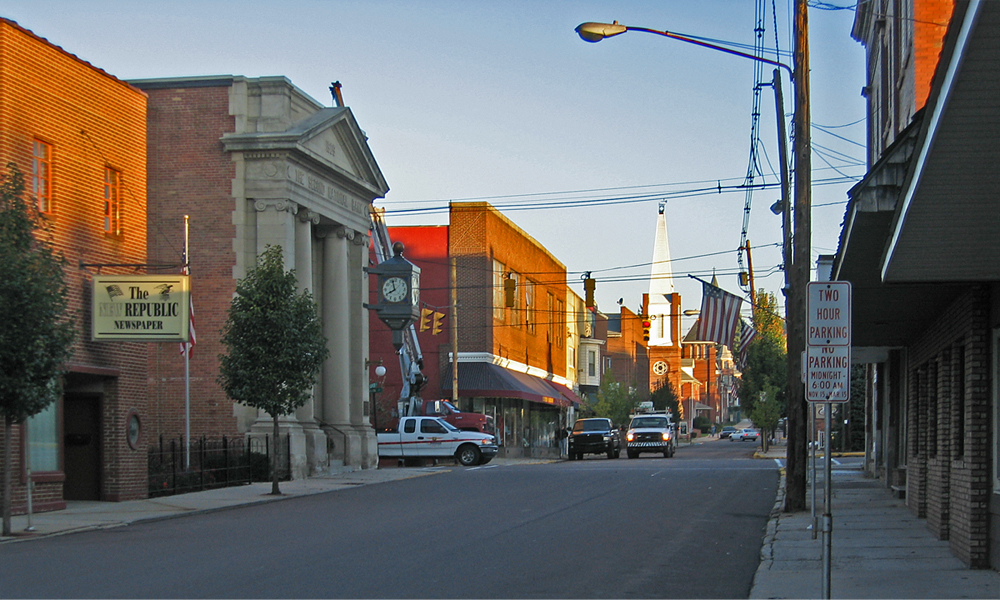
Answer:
xmin=148 ymin=434 xmax=290 ymax=498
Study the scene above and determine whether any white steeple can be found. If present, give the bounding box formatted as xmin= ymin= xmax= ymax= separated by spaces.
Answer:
xmin=647 ymin=202 xmax=674 ymax=346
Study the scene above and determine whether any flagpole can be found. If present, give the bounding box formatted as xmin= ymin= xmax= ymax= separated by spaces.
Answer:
xmin=184 ymin=215 xmax=191 ymax=471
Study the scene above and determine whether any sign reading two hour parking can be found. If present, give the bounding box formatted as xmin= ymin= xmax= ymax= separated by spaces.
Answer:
xmin=806 ymin=281 xmax=851 ymax=403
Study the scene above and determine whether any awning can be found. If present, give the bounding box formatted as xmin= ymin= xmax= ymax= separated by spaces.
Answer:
xmin=442 ymin=362 xmax=577 ymax=408
xmin=547 ymin=381 xmax=585 ymax=406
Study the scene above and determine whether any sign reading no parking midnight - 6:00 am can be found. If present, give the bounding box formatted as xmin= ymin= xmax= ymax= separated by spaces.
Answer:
xmin=806 ymin=281 xmax=851 ymax=403
xmin=91 ymin=275 xmax=190 ymax=341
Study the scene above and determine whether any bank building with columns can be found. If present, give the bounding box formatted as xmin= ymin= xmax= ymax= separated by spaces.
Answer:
xmin=135 ymin=76 xmax=387 ymax=477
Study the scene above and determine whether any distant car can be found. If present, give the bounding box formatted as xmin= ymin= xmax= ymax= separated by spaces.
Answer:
xmin=730 ymin=428 xmax=760 ymax=442
xmin=568 ymin=418 xmax=621 ymax=460
xmin=719 ymin=426 xmax=738 ymax=439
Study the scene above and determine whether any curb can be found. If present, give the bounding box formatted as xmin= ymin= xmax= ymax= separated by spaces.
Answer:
xmin=753 ymin=467 xmax=786 ymax=582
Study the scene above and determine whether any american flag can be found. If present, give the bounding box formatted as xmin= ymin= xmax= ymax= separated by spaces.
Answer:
xmin=694 ymin=280 xmax=743 ymax=349
xmin=180 ymin=266 xmax=196 ymax=357
xmin=737 ymin=319 xmax=757 ymax=369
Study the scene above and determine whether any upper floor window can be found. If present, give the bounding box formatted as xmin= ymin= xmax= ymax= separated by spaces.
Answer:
xmin=493 ymin=259 xmax=506 ymax=322
xmin=104 ymin=167 xmax=121 ymax=235
xmin=525 ymin=279 xmax=536 ymax=333
xmin=32 ymin=140 xmax=52 ymax=213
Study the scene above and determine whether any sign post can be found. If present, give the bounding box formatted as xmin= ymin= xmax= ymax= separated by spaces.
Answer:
xmin=806 ymin=281 xmax=851 ymax=600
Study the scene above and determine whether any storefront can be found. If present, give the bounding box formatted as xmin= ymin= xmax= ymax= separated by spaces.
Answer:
xmin=446 ymin=362 xmax=580 ymax=458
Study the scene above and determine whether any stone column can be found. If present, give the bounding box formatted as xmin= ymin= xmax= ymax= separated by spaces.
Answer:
xmin=350 ymin=233 xmax=379 ymax=468
xmin=320 ymin=225 xmax=361 ymax=468
xmin=293 ymin=209 xmax=328 ymax=474
xmin=247 ymin=199 xmax=308 ymax=479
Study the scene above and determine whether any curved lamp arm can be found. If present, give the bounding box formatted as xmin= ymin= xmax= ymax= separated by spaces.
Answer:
xmin=575 ymin=21 xmax=793 ymax=79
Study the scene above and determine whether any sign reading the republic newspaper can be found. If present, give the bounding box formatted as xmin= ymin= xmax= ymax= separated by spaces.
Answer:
xmin=92 ymin=275 xmax=190 ymax=341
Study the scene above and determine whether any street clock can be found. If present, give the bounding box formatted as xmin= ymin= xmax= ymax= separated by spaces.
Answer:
xmin=368 ymin=242 xmax=421 ymax=344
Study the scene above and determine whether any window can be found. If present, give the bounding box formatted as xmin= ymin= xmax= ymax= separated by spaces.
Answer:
xmin=555 ymin=299 xmax=564 ymax=348
xmin=32 ymin=140 xmax=52 ymax=213
xmin=103 ymin=167 xmax=121 ymax=234
xmin=525 ymin=279 xmax=535 ymax=333
xmin=26 ymin=401 xmax=59 ymax=472
xmin=588 ymin=350 xmax=596 ymax=377
xmin=493 ymin=259 xmax=505 ymax=321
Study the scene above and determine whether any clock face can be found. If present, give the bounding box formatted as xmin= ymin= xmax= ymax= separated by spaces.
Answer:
xmin=382 ymin=276 xmax=408 ymax=303
xmin=652 ymin=361 xmax=668 ymax=375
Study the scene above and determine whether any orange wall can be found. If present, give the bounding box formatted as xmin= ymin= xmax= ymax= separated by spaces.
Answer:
xmin=0 ymin=19 xmax=149 ymax=503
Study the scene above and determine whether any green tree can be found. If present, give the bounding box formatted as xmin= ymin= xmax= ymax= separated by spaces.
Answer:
xmin=589 ymin=371 xmax=637 ymax=426
xmin=218 ymin=245 xmax=328 ymax=495
xmin=0 ymin=165 xmax=75 ymax=535
xmin=649 ymin=378 xmax=679 ymax=420
xmin=750 ymin=384 xmax=783 ymax=453
xmin=740 ymin=290 xmax=787 ymax=417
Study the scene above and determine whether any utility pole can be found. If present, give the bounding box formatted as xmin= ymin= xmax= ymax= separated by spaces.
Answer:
xmin=450 ymin=256 xmax=459 ymax=403
xmin=785 ymin=0 xmax=811 ymax=512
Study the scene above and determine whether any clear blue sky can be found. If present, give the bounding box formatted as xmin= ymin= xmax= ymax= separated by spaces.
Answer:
xmin=2 ymin=0 xmax=867 ymax=325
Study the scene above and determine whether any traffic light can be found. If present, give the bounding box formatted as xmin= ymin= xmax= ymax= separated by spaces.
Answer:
xmin=419 ymin=307 xmax=433 ymax=332
xmin=432 ymin=311 xmax=445 ymax=335
xmin=642 ymin=318 xmax=651 ymax=342
xmin=584 ymin=276 xmax=595 ymax=308
xmin=504 ymin=276 xmax=515 ymax=308
xmin=739 ymin=271 xmax=749 ymax=286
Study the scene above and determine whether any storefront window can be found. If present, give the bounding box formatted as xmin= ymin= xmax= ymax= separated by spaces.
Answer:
xmin=27 ymin=401 xmax=59 ymax=472
xmin=530 ymin=410 xmax=557 ymax=449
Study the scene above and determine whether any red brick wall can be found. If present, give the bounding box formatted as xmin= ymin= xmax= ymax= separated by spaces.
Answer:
xmin=906 ymin=285 xmax=990 ymax=567
xmin=0 ymin=19 xmax=149 ymax=504
xmin=368 ymin=226 xmax=451 ymax=414
xmin=914 ymin=0 xmax=955 ymax=111
xmin=450 ymin=203 xmax=567 ymax=377
xmin=143 ymin=84 xmax=241 ymax=442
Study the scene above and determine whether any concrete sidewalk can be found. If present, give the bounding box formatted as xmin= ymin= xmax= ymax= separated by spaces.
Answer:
xmin=749 ymin=449 xmax=1000 ymax=599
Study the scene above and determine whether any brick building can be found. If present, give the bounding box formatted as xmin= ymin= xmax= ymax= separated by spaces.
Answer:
xmin=369 ymin=203 xmax=586 ymax=458
xmin=133 ymin=75 xmax=388 ymax=477
xmin=835 ymin=0 xmax=999 ymax=568
xmin=0 ymin=19 xmax=149 ymax=508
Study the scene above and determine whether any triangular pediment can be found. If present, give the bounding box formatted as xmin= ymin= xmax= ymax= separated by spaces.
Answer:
xmin=222 ymin=106 xmax=389 ymax=199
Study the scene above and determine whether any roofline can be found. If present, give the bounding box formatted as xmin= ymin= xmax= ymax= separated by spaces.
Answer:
xmin=0 ymin=18 xmax=146 ymax=97
xmin=882 ymin=0 xmax=980 ymax=281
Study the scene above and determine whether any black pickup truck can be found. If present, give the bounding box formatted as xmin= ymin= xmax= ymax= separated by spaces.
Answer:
xmin=567 ymin=418 xmax=621 ymax=460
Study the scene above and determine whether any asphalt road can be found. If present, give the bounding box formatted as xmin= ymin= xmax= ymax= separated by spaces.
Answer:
xmin=0 ymin=439 xmax=778 ymax=599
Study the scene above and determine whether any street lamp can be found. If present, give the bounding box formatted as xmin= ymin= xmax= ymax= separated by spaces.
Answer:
xmin=575 ymin=6 xmax=811 ymax=515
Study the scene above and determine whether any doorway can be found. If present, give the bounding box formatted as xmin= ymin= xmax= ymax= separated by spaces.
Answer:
xmin=63 ymin=393 xmax=101 ymax=501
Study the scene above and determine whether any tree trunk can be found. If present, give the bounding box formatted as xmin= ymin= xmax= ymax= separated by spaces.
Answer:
xmin=271 ymin=413 xmax=281 ymax=495
xmin=2 ymin=416 xmax=12 ymax=536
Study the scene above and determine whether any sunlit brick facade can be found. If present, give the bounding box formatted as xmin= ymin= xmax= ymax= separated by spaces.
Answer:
xmin=0 ymin=19 xmax=148 ymax=508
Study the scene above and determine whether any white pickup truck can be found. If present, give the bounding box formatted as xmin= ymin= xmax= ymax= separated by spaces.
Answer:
xmin=377 ymin=416 xmax=499 ymax=466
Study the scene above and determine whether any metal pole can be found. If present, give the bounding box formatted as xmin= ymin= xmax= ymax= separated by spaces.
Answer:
xmin=23 ymin=426 xmax=34 ymax=532
xmin=184 ymin=215 xmax=191 ymax=470
xmin=822 ymin=401 xmax=833 ymax=598
xmin=811 ymin=402 xmax=817 ymax=539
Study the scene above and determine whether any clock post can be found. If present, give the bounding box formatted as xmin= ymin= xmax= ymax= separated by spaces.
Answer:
xmin=368 ymin=242 xmax=421 ymax=348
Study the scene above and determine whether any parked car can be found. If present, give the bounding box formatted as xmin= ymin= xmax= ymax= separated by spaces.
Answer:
xmin=377 ymin=416 xmax=498 ymax=466
xmin=719 ymin=426 xmax=738 ymax=439
xmin=568 ymin=418 xmax=621 ymax=460
xmin=730 ymin=428 xmax=760 ymax=442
